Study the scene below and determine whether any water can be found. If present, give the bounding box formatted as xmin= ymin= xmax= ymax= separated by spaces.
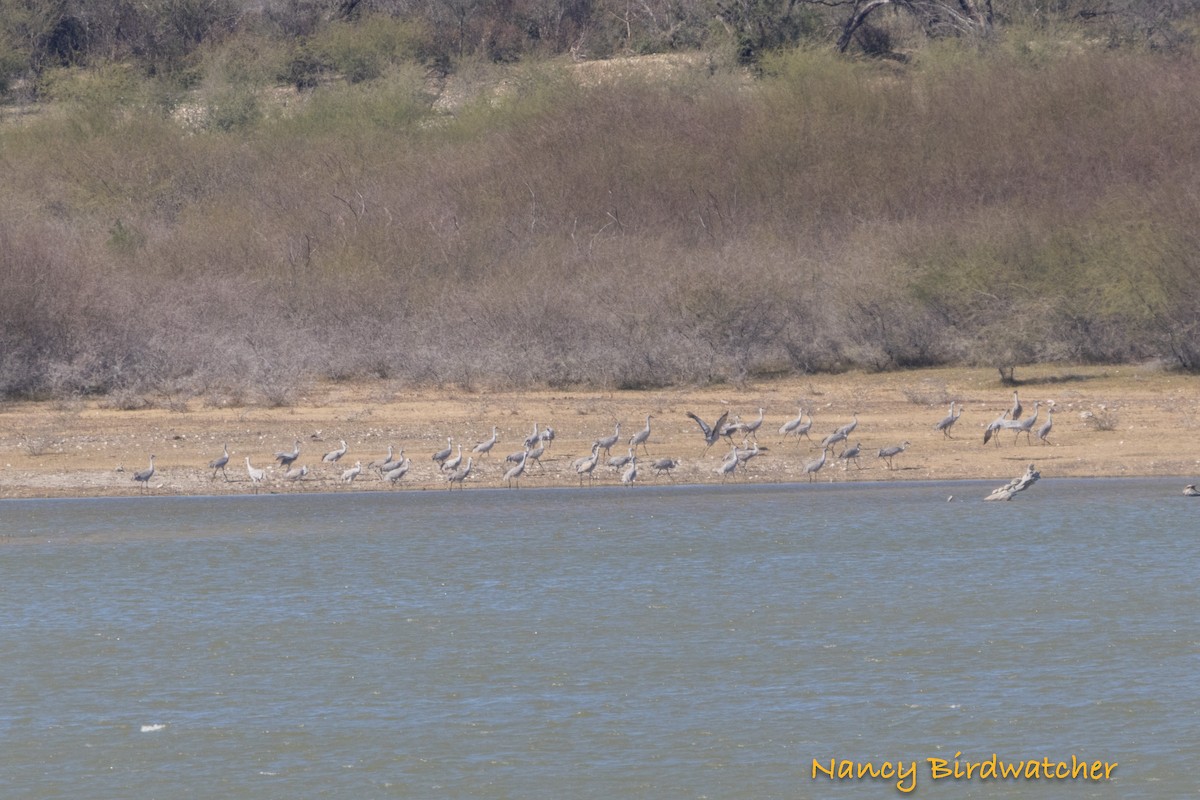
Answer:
xmin=1 ymin=479 xmax=1196 ymax=799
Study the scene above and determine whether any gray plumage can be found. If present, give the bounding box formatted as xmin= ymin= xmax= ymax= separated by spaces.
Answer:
xmin=734 ymin=441 xmax=765 ymax=464
xmin=382 ymin=459 xmax=411 ymax=485
xmin=441 ymin=444 xmax=464 ymax=473
xmin=275 ymin=439 xmax=301 ymax=468
xmin=594 ymin=423 xmax=621 ymax=457
xmin=608 ymin=446 xmax=634 ymax=471
xmin=687 ymin=411 xmax=729 ymax=451
xmin=371 ymin=444 xmax=396 ymax=472
xmin=245 ymin=456 xmax=265 ymax=493
xmin=1010 ymin=390 xmax=1023 ymax=421
xmin=652 ymin=457 xmax=678 ymax=479
xmin=473 ymin=427 xmax=498 ymax=456
xmin=447 ymin=457 xmax=473 ymax=489
xmin=983 ymin=410 xmax=1009 ymax=446
xmin=1036 ymin=408 xmax=1054 ymax=445
xmin=525 ymin=444 xmax=546 ymax=469
xmin=779 ymin=406 xmax=809 ymax=440
xmin=877 ymin=441 xmax=910 ymax=469
xmin=523 ymin=423 xmax=541 ymax=449
xmin=821 ymin=430 xmax=847 ymax=449
xmin=341 ymin=460 xmax=362 ymax=483
xmin=838 ymin=442 xmax=862 ymax=469
xmin=715 ymin=454 xmax=738 ymax=483
xmin=835 ymin=412 xmax=859 ymax=438
xmin=284 ymin=464 xmax=308 ymax=481
xmin=934 ymin=402 xmax=961 ymax=438
xmin=209 ymin=444 xmax=230 ymax=480
xmin=432 ymin=438 xmax=453 ymax=465
xmin=630 ymin=414 xmax=653 ymax=453
xmin=322 ymin=439 xmax=348 ymax=463
xmin=621 ymin=456 xmax=638 ymax=486
xmin=803 ymin=447 xmax=828 ymax=482
xmin=133 ymin=454 xmax=156 ymax=490
xmin=574 ymin=443 xmax=601 ymax=485
xmin=1005 ymin=401 xmax=1040 ymax=444
xmin=503 ymin=451 xmax=528 ymax=488
xmin=741 ymin=407 xmax=765 ymax=440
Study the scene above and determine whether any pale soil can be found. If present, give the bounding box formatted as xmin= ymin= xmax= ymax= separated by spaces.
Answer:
xmin=2 ymin=365 xmax=1199 ymax=500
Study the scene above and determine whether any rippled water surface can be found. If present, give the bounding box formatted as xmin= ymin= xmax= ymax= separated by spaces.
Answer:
xmin=2 ymin=479 xmax=1196 ymax=798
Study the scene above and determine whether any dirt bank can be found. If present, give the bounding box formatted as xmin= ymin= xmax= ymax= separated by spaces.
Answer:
xmin=2 ymin=365 xmax=1199 ymax=500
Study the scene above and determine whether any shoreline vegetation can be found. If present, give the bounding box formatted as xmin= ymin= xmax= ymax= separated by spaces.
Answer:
xmin=4 ymin=6 xmax=1200 ymax=498
xmin=3 ymin=366 xmax=1200 ymax=500
xmin=3 ymin=6 xmax=1200 ymax=405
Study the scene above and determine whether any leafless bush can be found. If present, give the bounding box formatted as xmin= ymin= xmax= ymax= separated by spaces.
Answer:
xmin=1082 ymin=409 xmax=1119 ymax=432
xmin=4 ymin=45 xmax=1200 ymax=401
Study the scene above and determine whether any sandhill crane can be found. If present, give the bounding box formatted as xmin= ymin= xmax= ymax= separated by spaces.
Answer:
xmin=505 ymin=448 xmax=529 ymax=465
xmin=719 ymin=415 xmax=741 ymax=443
xmin=275 ymin=440 xmax=301 ymax=468
xmin=804 ymin=447 xmax=829 ymax=482
xmin=983 ymin=410 xmax=1010 ymax=446
xmin=377 ymin=447 xmax=404 ymax=475
xmin=686 ymin=411 xmax=729 ymax=452
xmin=621 ymin=456 xmax=638 ymax=486
xmin=284 ymin=464 xmax=308 ymax=482
xmin=370 ymin=445 xmax=396 ymax=472
xmin=821 ymin=430 xmax=848 ymax=450
xmin=733 ymin=441 xmax=765 ymax=465
xmin=838 ymin=442 xmax=862 ymax=469
xmin=783 ymin=409 xmax=815 ymax=443
xmin=630 ymin=414 xmax=653 ymax=453
xmin=442 ymin=444 xmax=464 ymax=473
xmin=209 ymin=444 xmax=230 ymax=480
xmin=1006 ymin=401 xmax=1040 ymax=445
xmin=447 ymin=457 xmax=473 ymax=489
xmin=574 ymin=443 xmax=601 ymax=485
xmin=779 ymin=407 xmax=806 ymax=440
xmin=322 ymin=439 xmax=348 ymax=463
xmin=245 ymin=457 xmax=265 ymax=493
xmin=523 ymin=423 xmax=541 ymax=449
xmin=1037 ymin=409 xmax=1054 ymax=445
xmin=382 ymin=459 xmax=411 ymax=485
xmin=608 ymin=446 xmax=634 ymax=471
xmin=715 ymin=454 xmax=738 ymax=483
xmin=432 ymin=438 xmax=453 ymax=466
xmin=652 ymin=457 xmax=678 ymax=480
xmin=741 ymin=407 xmax=765 ymax=441
xmin=539 ymin=426 xmax=556 ymax=447
xmin=504 ymin=451 xmax=528 ymax=488
xmin=727 ymin=408 xmax=764 ymax=441
xmin=133 ymin=454 xmax=156 ymax=491
xmin=473 ymin=427 xmax=498 ymax=457
xmin=525 ymin=443 xmax=546 ymax=469
xmin=594 ymin=423 xmax=621 ymax=457
xmin=878 ymin=441 xmax=910 ymax=469
xmin=1010 ymin=390 xmax=1023 ymax=421
xmin=835 ymin=412 xmax=859 ymax=438
xmin=934 ymin=402 xmax=961 ymax=438
xmin=341 ymin=460 xmax=362 ymax=483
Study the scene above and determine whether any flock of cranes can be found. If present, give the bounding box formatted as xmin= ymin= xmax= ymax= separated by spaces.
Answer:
xmin=129 ymin=389 xmax=1063 ymax=494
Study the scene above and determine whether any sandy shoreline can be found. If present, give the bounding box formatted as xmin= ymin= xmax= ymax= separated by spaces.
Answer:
xmin=3 ymin=365 xmax=1200 ymax=500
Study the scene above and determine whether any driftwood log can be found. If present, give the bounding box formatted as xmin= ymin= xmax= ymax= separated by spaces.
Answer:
xmin=985 ymin=462 xmax=1040 ymax=501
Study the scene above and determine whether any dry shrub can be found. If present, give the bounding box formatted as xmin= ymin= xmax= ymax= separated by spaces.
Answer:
xmin=4 ymin=44 xmax=1200 ymax=400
